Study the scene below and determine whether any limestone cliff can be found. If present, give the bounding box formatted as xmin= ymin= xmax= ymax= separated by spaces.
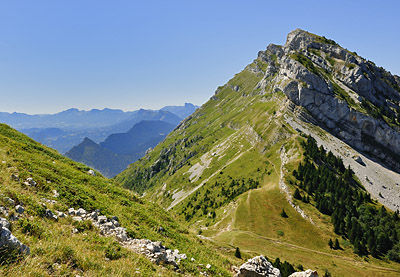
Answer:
xmin=256 ymin=29 xmax=400 ymax=172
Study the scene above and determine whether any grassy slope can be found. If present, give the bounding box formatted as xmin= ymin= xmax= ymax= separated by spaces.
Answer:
xmin=117 ymin=55 xmax=400 ymax=275
xmin=0 ymin=124 xmax=239 ymax=276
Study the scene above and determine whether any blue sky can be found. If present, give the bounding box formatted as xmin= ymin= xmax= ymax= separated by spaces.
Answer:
xmin=0 ymin=1 xmax=399 ymax=114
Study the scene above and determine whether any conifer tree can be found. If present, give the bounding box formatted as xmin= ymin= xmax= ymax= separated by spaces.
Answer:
xmin=294 ymin=188 xmax=302 ymax=200
xmin=334 ymin=239 xmax=340 ymax=250
xmin=328 ymin=238 xmax=333 ymax=249
xmin=235 ymin=247 xmax=241 ymax=259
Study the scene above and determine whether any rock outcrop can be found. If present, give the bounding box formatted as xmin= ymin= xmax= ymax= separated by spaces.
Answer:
xmin=257 ymin=29 xmax=400 ymax=173
xmin=235 ymin=255 xmax=281 ymax=277
xmin=67 ymin=207 xmax=188 ymax=268
xmin=0 ymin=218 xmax=30 ymax=255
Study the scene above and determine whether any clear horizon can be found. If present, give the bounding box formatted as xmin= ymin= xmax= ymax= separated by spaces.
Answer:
xmin=0 ymin=103 xmax=198 ymax=116
xmin=1 ymin=0 xmax=399 ymax=114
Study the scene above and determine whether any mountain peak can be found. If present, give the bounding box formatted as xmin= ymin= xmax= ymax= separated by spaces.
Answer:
xmin=285 ymin=28 xmax=338 ymax=51
xmin=82 ymin=137 xmax=97 ymax=145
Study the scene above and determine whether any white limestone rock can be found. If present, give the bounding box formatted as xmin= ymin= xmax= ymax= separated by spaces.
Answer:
xmin=15 ymin=205 xmax=24 ymax=214
xmin=0 ymin=227 xmax=30 ymax=255
xmin=235 ymin=255 xmax=281 ymax=277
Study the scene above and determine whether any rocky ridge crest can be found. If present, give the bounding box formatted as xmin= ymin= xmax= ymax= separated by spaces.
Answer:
xmin=256 ymin=29 xmax=400 ymax=173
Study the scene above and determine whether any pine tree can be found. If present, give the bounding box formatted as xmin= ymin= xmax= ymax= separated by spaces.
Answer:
xmin=293 ymin=188 xmax=302 ymax=200
xmin=334 ymin=239 xmax=340 ymax=250
xmin=328 ymin=238 xmax=333 ymax=249
xmin=235 ymin=247 xmax=241 ymax=259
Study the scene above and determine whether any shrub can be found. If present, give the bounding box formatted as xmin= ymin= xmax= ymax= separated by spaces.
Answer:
xmin=18 ymin=218 xmax=45 ymax=238
xmin=105 ymin=242 xmax=125 ymax=260
xmin=73 ymin=220 xmax=93 ymax=233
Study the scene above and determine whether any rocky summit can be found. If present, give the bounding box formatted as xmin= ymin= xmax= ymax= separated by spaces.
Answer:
xmin=262 ymin=29 xmax=400 ymax=173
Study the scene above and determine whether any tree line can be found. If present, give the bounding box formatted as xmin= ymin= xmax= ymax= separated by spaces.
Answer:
xmin=293 ymin=135 xmax=400 ymax=261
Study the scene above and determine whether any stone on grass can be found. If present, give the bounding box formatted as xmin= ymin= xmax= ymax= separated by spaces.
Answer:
xmin=0 ymin=217 xmax=10 ymax=229
xmin=235 ymin=255 xmax=281 ymax=277
xmin=45 ymin=209 xmax=58 ymax=221
xmin=0 ymin=227 xmax=30 ymax=255
xmin=15 ymin=205 xmax=24 ymax=214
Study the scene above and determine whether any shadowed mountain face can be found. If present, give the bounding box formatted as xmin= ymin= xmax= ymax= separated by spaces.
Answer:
xmin=64 ymin=137 xmax=132 ymax=178
xmin=115 ymin=29 xmax=400 ymax=275
xmin=101 ymin=120 xmax=176 ymax=155
xmin=65 ymin=120 xmax=176 ymax=177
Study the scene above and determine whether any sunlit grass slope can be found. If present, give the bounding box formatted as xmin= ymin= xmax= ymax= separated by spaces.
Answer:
xmin=0 ymin=123 xmax=238 ymax=276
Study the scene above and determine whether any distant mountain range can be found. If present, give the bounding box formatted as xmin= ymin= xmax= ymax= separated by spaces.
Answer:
xmin=65 ymin=120 xmax=176 ymax=177
xmin=0 ymin=103 xmax=198 ymax=153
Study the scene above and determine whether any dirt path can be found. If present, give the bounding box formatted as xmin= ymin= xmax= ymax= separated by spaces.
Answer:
xmin=167 ymin=147 xmax=253 ymax=211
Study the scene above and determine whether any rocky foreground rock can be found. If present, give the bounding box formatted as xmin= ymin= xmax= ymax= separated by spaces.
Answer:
xmin=0 ymin=217 xmax=30 ymax=255
xmin=235 ymin=255 xmax=281 ymax=277
xmin=67 ymin=207 xmax=188 ymax=268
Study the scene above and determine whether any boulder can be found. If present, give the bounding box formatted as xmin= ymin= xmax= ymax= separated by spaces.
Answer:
xmin=75 ymin=208 xmax=87 ymax=216
xmin=15 ymin=205 xmax=24 ymax=214
xmin=72 ymin=216 xmax=82 ymax=222
xmin=97 ymin=215 xmax=107 ymax=224
xmin=68 ymin=208 xmax=75 ymax=215
xmin=115 ymin=228 xmax=128 ymax=242
xmin=235 ymin=255 xmax=281 ymax=277
xmin=45 ymin=209 xmax=58 ymax=221
xmin=0 ymin=207 xmax=9 ymax=217
xmin=88 ymin=169 xmax=96 ymax=176
xmin=57 ymin=211 xmax=67 ymax=218
xmin=0 ymin=227 xmax=30 ymax=255
xmin=0 ymin=217 xmax=10 ymax=229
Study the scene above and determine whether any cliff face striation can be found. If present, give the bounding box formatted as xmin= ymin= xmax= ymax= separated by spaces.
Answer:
xmin=258 ymin=29 xmax=400 ymax=172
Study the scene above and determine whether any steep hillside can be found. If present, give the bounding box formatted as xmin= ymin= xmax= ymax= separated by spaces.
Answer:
xmin=66 ymin=120 xmax=176 ymax=177
xmin=117 ymin=29 xmax=400 ymax=276
xmin=0 ymin=123 xmax=242 ymax=276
